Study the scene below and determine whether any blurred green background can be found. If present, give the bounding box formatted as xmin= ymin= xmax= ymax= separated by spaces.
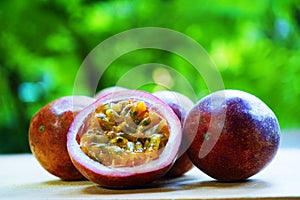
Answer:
xmin=0 ymin=0 xmax=299 ymax=153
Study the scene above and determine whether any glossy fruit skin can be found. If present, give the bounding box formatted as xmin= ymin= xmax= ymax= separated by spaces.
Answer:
xmin=153 ymin=90 xmax=195 ymax=177
xmin=67 ymin=90 xmax=182 ymax=188
xmin=28 ymin=96 xmax=95 ymax=180
xmin=184 ymin=90 xmax=280 ymax=182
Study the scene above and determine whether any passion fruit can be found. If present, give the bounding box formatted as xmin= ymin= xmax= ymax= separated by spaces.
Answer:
xmin=153 ymin=90 xmax=195 ymax=177
xmin=184 ymin=90 xmax=280 ymax=181
xmin=95 ymin=86 xmax=127 ymax=99
xmin=67 ymin=90 xmax=182 ymax=188
xmin=28 ymin=96 xmax=95 ymax=180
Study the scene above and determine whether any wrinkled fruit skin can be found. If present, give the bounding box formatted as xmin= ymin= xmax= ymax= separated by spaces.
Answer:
xmin=153 ymin=90 xmax=195 ymax=177
xmin=184 ymin=90 xmax=280 ymax=182
xmin=28 ymin=96 xmax=95 ymax=180
xmin=67 ymin=90 xmax=182 ymax=188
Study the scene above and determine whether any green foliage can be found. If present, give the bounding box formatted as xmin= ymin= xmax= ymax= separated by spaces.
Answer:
xmin=0 ymin=0 xmax=299 ymax=153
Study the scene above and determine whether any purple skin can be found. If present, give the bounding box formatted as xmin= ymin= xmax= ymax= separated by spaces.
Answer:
xmin=153 ymin=90 xmax=195 ymax=177
xmin=95 ymin=86 xmax=127 ymax=99
xmin=67 ymin=90 xmax=182 ymax=188
xmin=28 ymin=96 xmax=95 ymax=180
xmin=153 ymin=91 xmax=194 ymax=125
xmin=184 ymin=90 xmax=280 ymax=181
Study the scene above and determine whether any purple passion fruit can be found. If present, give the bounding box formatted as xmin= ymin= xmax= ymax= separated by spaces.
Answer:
xmin=67 ymin=90 xmax=182 ymax=188
xmin=153 ymin=90 xmax=195 ymax=177
xmin=184 ymin=90 xmax=280 ymax=181
xmin=153 ymin=91 xmax=194 ymax=125
xmin=95 ymin=86 xmax=127 ymax=99
xmin=165 ymin=153 xmax=194 ymax=177
xmin=28 ymin=96 xmax=95 ymax=180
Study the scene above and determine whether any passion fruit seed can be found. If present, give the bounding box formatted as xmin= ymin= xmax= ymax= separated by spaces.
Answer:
xmin=80 ymin=100 xmax=170 ymax=168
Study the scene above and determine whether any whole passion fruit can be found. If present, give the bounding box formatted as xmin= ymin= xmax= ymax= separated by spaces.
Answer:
xmin=28 ymin=96 xmax=95 ymax=180
xmin=184 ymin=90 xmax=280 ymax=182
xmin=67 ymin=90 xmax=182 ymax=188
xmin=153 ymin=90 xmax=195 ymax=177
xmin=95 ymin=86 xmax=127 ymax=99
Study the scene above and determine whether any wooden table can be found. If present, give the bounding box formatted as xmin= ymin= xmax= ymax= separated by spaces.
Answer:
xmin=1 ymin=131 xmax=300 ymax=200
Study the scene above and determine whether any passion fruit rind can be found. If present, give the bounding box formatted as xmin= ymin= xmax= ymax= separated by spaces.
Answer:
xmin=185 ymin=90 xmax=280 ymax=181
xmin=67 ymin=90 xmax=182 ymax=188
xmin=29 ymin=96 xmax=95 ymax=180
xmin=95 ymin=86 xmax=127 ymax=99
xmin=153 ymin=90 xmax=195 ymax=177
xmin=153 ymin=91 xmax=194 ymax=125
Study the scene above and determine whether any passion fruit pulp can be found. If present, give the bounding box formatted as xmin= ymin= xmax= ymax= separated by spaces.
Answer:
xmin=153 ymin=90 xmax=195 ymax=177
xmin=67 ymin=90 xmax=182 ymax=188
xmin=184 ymin=90 xmax=280 ymax=181
xmin=80 ymin=100 xmax=170 ymax=168
xmin=28 ymin=96 xmax=95 ymax=180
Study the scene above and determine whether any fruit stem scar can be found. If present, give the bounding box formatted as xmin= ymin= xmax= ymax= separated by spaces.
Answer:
xmin=39 ymin=125 xmax=45 ymax=132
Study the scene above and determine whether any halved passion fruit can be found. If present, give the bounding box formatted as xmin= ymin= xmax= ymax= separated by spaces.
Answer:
xmin=67 ymin=90 xmax=182 ymax=188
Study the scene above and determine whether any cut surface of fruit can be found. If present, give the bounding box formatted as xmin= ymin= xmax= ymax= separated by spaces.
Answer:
xmin=79 ymin=100 xmax=170 ymax=168
xmin=67 ymin=90 xmax=182 ymax=188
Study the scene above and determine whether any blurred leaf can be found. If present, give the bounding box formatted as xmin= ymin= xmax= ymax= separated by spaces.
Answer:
xmin=0 ymin=0 xmax=300 ymax=153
